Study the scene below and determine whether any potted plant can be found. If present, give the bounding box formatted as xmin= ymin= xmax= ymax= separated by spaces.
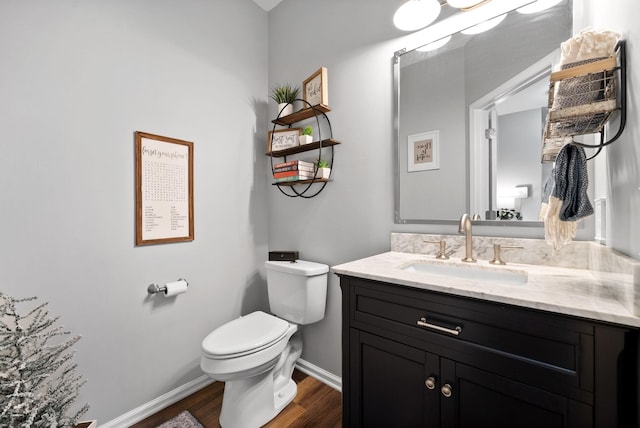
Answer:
xmin=299 ymin=126 xmax=313 ymax=145
xmin=315 ymin=159 xmax=331 ymax=179
xmin=270 ymin=83 xmax=299 ymax=117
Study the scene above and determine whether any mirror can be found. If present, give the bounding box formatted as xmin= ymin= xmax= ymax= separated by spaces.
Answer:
xmin=395 ymin=1 xmax=573 ymax=224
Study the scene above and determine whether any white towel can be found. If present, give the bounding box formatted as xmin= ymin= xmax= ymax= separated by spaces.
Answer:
xmin=559 ymin=29 xmax=621 ymax=64
xmin=541 ymin=195 xmax=577 ymax=252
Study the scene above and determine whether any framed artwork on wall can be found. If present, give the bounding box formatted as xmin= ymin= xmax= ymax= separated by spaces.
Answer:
xmin=135 ymin=131 xmax=194 ymax=245
xmin=408 ymin=130 xmax=439 ymax=172
xmin=268 ymin=128 xmax=301 ymax=153
xmin=303 ymin=67 xmax=328 ymax=106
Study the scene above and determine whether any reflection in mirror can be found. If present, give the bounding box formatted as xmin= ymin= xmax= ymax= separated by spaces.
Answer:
xmin=395 ymin=1 xmax=572 ymax=224
xmin=469 ymin=52 xmax=557 ymax=221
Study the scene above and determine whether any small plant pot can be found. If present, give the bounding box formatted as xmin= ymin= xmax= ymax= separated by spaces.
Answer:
xmin=316 ymin=167 xmax=331 ymax=179
xmin=299 ymin=135 xmax=313 ymax=145
xmin=277 ymin=103 xmax=293 ymax=117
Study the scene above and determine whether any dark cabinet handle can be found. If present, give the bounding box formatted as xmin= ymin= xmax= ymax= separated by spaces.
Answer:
xmin=417 ymin=317 xmax=462 ymax=336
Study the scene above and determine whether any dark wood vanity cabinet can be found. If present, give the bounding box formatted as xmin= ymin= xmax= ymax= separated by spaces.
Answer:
xmin=339 ymin=275 xmax=639 ymax=427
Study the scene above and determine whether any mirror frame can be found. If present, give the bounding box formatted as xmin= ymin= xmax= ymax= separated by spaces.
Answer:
xmin=393 ymin=2 xmax=573 ymax=227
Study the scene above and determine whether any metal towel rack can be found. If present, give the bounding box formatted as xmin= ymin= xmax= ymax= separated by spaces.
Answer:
xmin=542 ymin=40 xmax=627 ymax=162
xmin=571 ymin=40 xmax=627 ymax=160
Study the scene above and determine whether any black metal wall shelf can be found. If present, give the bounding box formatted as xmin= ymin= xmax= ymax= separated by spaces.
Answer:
xmin=542 ymin=40 xmax=627 ymax=162
xmin=268 ymin=99 xmax=341 ymax=198
xmin=272 ymin=104 xmax=331 ymax=126
xmin=266 ymin=138 xmax=341 ymax=157
xmin=272 ymin=178 xmax=330 ymax=187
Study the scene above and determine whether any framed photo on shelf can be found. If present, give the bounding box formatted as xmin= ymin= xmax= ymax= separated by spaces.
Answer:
xmin=408 ymin=130 xmax=439 ymax=172
xmin=303 ymin=67 xmax=328 ymax=106
xmin=268 ymin=128 xmax=301 ymax=153
xmin=135 ymin=131 xmax=194 ymax=246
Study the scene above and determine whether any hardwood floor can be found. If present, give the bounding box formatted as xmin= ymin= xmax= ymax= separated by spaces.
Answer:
xmin=129 ymin=370 xmax=342 ymax=427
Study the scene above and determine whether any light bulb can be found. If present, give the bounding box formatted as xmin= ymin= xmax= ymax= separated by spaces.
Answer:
xmin=461 ymin=13 xmax=506 ymax=34
xmin=394 ymin=0 xmax=441 ymax=32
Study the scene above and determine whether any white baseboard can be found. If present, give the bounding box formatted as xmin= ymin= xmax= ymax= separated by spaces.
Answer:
xmin=295 ymin=358 xmax=342 ymax=392
xmin=100 ymin=358 xmax=341 ymax=427
xmin=100 ymin=375 xmax=214 ymax=428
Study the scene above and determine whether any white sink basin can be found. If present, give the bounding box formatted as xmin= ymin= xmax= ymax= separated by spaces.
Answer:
xmin=401 ymin=260 xmax=528 ymax=284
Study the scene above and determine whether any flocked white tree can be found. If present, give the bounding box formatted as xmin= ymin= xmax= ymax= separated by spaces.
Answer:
xmin=0 ymin=293 xmax=89 ymax=427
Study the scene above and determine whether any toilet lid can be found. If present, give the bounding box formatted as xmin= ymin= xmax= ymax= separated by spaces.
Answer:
xmin=202 ymin=311 xmax=290 ymax=358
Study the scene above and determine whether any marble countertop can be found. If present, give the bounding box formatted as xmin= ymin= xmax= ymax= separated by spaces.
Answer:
xmin=332 ymin=251 xmax=640 ymax=328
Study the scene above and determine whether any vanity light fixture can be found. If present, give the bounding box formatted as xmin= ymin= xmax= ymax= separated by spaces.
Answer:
xmin=398 ymin=0 xmax=537 ymax=51
xmin=394 ymin=0 xmax=559 ymax=34
xmin=393 ymin=0 xmax=496 ymax=32
xmin=460 ymin=12 xmax=506 ymax=34
xmin=516 ymin=0 xmax=562 ymax=14
xmin=416 ymin=35 xmax=453 ymax=52
xmin=393 ymin=0 xmax=442 ymax=32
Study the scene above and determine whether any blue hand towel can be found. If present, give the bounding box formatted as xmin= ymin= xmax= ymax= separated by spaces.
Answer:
xmin=552 ymin=143 xmax=594 ymax=221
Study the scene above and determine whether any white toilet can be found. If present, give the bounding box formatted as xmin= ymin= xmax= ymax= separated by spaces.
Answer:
xmin=200 ymin=259 xmax=328 ymax=428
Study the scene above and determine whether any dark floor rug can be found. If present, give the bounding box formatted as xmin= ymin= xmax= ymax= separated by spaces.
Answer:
xmin=155 ymin=410 xmax=204 ymax=428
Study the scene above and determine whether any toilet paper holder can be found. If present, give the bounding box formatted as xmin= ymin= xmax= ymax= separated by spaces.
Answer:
xmin=147 ymin=278 xmax=189 ymax=295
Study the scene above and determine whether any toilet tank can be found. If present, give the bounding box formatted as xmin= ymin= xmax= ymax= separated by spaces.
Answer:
xmin=265 ymin=260 xmax=329 ymax=325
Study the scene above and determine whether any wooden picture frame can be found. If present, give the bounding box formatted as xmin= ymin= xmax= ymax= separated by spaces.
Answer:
xmin=303 ymin=67 xmax=328 ymax=106
xmin=408 ymin=130 xmax=440 ymax=172
xmin=135 ymin=131 xmax=194 ymax=246
xmin=268 ymin=128 xmax=301 ymax=153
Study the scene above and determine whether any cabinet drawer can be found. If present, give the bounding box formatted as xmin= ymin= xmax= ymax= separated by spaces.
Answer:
xmin=350 ymin=278 xmax=594 ymax=398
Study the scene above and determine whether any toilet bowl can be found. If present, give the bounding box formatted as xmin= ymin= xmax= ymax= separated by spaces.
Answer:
xmin=201 ymin=311 xmax=298 ymax=381
xmin=200 ymin=260 xmax=328 ymax=428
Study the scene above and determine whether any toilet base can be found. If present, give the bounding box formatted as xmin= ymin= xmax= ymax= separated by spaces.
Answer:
xmin=274 ymin=377 xmax=297 ymax=414
xmin=219 ymin=370 xmax=297 ymax=428
xmin=219 ymin=334 xmax=302 ymax=428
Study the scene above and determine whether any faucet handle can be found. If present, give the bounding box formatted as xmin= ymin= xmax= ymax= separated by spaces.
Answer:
xmin=489 ymin=244 xmax=524 ymax=265
xmin=423 ymin=240 xmax=449 ymax=260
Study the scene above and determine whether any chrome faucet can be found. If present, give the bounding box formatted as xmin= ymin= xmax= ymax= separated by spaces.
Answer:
xmin=458 ymin=214 xmax=476 ymax=262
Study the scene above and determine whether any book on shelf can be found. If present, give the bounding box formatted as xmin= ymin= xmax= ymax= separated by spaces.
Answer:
xmin=273 ymin=159 xmax=315 ymax=169
xmin=274 ymin=174 xmax=316 ymax=183
xmin=273 ymin=165 xmax=316 ymax=173
xmin=274 ymin=170 xmax=316 ymax=179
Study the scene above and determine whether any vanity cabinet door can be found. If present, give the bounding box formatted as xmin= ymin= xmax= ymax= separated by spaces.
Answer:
xmin=350 ymin=329 xmax=439 ymax=427
xmin=350 ymin=328 xmax=593 ymax=428
xmin=441 ymin=359 xmax=593 ymax=428
xmin=340 ymin=275 xmax=637 ymax=428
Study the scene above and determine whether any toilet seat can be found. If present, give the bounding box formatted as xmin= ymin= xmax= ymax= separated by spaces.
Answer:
xmin=202 ymin=311 xmax=290 ymax=359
